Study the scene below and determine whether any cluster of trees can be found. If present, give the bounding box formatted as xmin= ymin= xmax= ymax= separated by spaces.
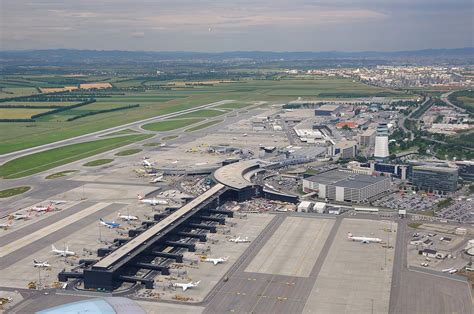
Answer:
xmin=0 ymin=104 xmax=63 ymax=109
xmin=30 ymin=100 xmax=96 ymax=119
xmin=66 ymin=104 xmax=139 ymax=121
xmin=0 ymin=119 xmax=35 ymax=123
xmin=448 ymin=90 xmax=474 ymax=114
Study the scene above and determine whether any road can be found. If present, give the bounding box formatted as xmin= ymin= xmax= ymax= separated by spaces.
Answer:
xmin=441 ymin=91 xmax=466 ymax=112
xmin=0 ymin=100 xmax=234 ymax=165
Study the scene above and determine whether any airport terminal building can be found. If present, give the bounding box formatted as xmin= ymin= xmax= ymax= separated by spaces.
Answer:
xmin=303 ymin=169 xmax=391 ymax=203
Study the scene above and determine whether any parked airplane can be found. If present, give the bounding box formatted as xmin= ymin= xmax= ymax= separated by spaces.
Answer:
xmin=11 ymin=213 xmax=31 ymax=220
xmin=203 ymin=256 xmax=228 ymax=265
xmin=99 ymin=218 xmax=121 ymax=229
xmin=51 ymin=244 xmax=75 ymax=257
xmin=117 ymin=213 xmax=139 ymax=221
xmin=0 ymin=219 xmax=13 ymax=230
xmin=172 ymin=281 xmax=201 ymax=292
xmin=31 ymin=204 xmax=54 ymax=213
xmin=229 ymin=236 xmax=250 ymax=243
xmin=347 ymin=232 xmax=382 ymax=244
xmin=442 ymin=267 xmax=456 ymax=273
xmin=33 ymin=260 xmax=51 ymax=268
xmin=137 ymin=194 xmax=168 ymax=206
xmin=149 ymin=176 xmax=164 ymax=183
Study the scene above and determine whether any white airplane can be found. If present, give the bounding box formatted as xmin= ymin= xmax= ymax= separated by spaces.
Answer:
xmin=51 ymin=244 xmax=75 ymax=257
xmin=149 ymin=176 xmax=164 ymax=183
xmin=33 ymin=260 xmax=51 ymax=268
xmin=99 ymin=218 xmax=121 ymax=229
xmin=30 ymin=204 xmax=54 ymax=213
xmin=51 ymin=200 xmax=66 ymax=205
xmin=142 ymin=159 xmax=153 ymax=167
xmin=11 ymin=213 xmax=31 ymax=220
xmin=137 ymin=194 xmax=168 ymax=206
xmin=117 ymin=212 xmax=139 ymax=221
xmin=0 ymin=219 xmax=13 ymax=230
xmin=172 ymin=281 xmax=201 ymax=292
xmin=442 ymin=267 xmax=456 ymax=273
xmin=203 ymin=256 xmax=229 ymax=265
xmin=347 ymin=232 xmax=382 ymax=244
xmin=229 ymin=236 xmax=251 ymax=243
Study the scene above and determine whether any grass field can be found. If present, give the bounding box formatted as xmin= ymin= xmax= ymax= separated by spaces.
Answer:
xmin=214 ymin=102 xmax=253 ymax=109
xmin=101 ymin=129 xmax=139 ymax=137
xmin=185 ymin=120 xmax=223 ymax=132
xmin=0 ymin=186 xmax=31 ymax=198
xmin=142 ymin=118 xmax=203 ymax=132
xmin=0 ymin=108 xmax=51 ymax=119
xmin=0 ymin=76 xmax=412 ymax=155
xmin=162 ymin=135 xmax=178 ymax=141
xmin=173 ymin=109 xmax=227 ymax=119
xmin=83 ymin=159 xmax=114 ymax=167
xmin=115 ymin=148 xmax=142 ymax=156
xmin=142 ymin=142 xmax=162 ymax=147
xmin=45 ymin=170 xmax=78 ymax=179
xmin=0 ymin=134 xmax=151 ymax=179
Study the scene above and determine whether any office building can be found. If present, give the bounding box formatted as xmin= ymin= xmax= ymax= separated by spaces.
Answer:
xmin=411 ymin=166 xmax=458 ymax=193
xmin=359 ymin=128 xmax=376 ymax=147
xmin=336 ymin=140 xmax=358 ymax=159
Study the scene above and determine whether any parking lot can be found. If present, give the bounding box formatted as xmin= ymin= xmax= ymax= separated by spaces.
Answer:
xmin=373 ymin=191 xmax=442 ymax=212
xmin=435 ymin=198 xmax=473 ymax=223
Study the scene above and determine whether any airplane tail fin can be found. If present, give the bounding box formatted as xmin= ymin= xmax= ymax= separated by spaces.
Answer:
xmin=34 ymin=259 xmax=38 ymax=263
xmin=137 ymin=194 xmax=143 ymax=200
xmin=194 ymin=281 xmax=201 ymax=286
xmin=347 ymin=232 xmax=353 ymax=238
xmin=51 ymin=244 xmax=57 ymax=251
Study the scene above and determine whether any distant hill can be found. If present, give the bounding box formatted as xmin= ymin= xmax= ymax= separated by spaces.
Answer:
xmin=1 ymin=48 xmax=473 ymax=63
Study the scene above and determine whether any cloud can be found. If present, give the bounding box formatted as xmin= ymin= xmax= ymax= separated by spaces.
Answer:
xmin=0 ymin=0 xmax=471 ymax=51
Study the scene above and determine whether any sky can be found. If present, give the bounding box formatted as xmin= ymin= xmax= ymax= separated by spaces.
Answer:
xmin=1 ymin=0 xmax=473 ymax=51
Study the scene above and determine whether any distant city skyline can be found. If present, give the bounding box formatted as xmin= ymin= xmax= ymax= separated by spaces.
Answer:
xmin=1 ymin=0 xmax=472 ymax=51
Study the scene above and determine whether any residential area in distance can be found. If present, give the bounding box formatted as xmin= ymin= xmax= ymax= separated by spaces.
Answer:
xmin=0 ymin=48 xmax=473 ymax=313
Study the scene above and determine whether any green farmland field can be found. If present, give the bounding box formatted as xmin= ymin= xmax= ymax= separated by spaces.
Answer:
xmin=0 ymin=134 xmax=151 ymax=179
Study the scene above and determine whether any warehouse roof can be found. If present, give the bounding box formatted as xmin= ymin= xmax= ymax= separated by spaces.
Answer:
xmin=305 ymin=169 xmax=388 ymax=189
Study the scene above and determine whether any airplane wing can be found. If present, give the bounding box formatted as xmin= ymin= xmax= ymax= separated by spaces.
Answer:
xmin=182 ymin=286 xmax=188 ymax=292
xmin=213 ymin=260 xmax=218 ymax=265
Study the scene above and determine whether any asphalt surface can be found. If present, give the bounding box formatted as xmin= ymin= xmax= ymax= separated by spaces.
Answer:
xmin=204 ymin=215 xmax=341 ymax=314
xmin=0 ymin=202 xmax=126 ymax=270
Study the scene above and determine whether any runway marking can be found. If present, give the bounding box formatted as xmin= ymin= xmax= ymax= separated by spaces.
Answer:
xmin=0 ymin=202 xmax=110 ymax=258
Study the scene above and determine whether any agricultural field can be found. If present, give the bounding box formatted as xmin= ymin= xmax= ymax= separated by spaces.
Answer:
xmin=0 ymin=108 xmax=51 ymax=119
xmin=0 ymin=75 xmax=413 ymax=154
xmin=0 ymin=134 xmax=151 ymax=179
